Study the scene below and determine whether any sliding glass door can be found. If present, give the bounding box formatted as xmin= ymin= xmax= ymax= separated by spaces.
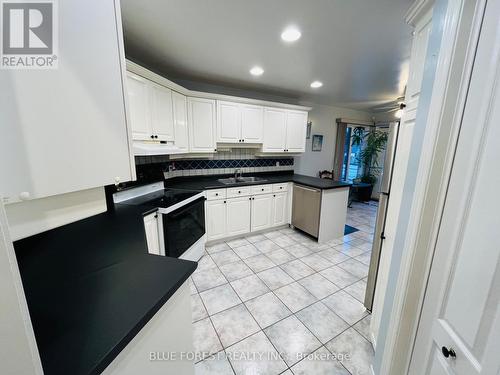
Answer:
xmin=341 ymin=126 xmax=365 ymax=181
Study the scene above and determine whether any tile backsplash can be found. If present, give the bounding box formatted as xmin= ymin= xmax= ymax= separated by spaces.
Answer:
xmin=135 ymin=148 xmax=294 ymax=180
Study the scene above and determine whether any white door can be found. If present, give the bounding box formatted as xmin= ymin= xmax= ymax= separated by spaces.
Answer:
xmin=272 ymin=192 xmax=288 ymax=227
xmin=285 ymin=110 xmax=308 ymax=152
xmin=206 ymin=200 xmax=227 ymax=241
xmin=241 ymin=104 xmax=264 ymax=143
xmin=126 ymin=72 xmax=152 ymax=141
xmin=172 ymin=91 xmax=189 ymax=152
xmin=226 ymin=197 xmax=251 ymax=237
xmin=143 ymin=212 xmax=160 ymax=255
xmin=188 ymin=97 xmax=216 ymax=153
xmin=150 ymin=82 xmax=174 ymax=141
xmin=217 ymin=101 xmax=241 ymax=143
xmin=251 ymin=194 xmax=273 ymax=232
xmin=410 ymin=2 xmax=500 ymax=374
xmin=262 ymin=108 xmax=287 ymax=152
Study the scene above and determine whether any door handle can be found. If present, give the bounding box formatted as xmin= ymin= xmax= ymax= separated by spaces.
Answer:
xmin=441 ymin=346 xmax=456 ymax=359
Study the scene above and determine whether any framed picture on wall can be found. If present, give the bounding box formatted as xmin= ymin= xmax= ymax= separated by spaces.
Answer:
xmin=312 ymin=134 xmax=323 ymax=151
xmin=306 ymin=121 xmax=312 ymax=139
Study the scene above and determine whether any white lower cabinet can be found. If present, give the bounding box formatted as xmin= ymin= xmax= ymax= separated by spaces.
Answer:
xmin=251 ymin=194 xmax=273 ymax=232
xmin=143 ymin=212 xmax=161 ymax=255
xmin=206 ymin=199 xmax=227 ymax=241
xmin=272 ymin=192 xmax=288 ymax=226
xmin=226 ymin=197 xmax=251 ymax=237
xmin=206 ymin=184 xmax=291 ymax=242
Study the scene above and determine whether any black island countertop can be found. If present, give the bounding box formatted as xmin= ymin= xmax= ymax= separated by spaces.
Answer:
xmin=163 ymin=171 xmax=351 ymax=191
xmin=14 ymin=203 xmax=197 ymax=375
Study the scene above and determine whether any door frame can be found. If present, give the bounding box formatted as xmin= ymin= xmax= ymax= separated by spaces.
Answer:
xmin=409 ymin=0 xmax=500 ymax=371
xmin=376 ymin=0 xmax=487 ymax=373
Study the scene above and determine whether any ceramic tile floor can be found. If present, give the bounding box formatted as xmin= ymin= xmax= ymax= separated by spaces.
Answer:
xmin=191 ymin=201 xmax=378 ymax=375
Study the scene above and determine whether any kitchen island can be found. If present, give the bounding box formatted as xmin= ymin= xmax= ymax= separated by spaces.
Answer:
xmin=13 ymin=203 xmax=197 ymax=375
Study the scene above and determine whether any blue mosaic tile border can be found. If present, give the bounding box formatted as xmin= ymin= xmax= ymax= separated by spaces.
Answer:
xmin=169 ymin=158 xmax=293 ymax=170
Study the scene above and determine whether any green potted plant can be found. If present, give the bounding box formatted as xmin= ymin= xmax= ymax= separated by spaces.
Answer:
xmin=351 ymin=127 xmax=388 ymax=201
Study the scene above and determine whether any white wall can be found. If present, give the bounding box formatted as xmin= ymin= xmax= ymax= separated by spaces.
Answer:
xmin=5 ymin=187 xmax=106 ymax=241
xmin=293 ymin=104 xmax=373 ymax=177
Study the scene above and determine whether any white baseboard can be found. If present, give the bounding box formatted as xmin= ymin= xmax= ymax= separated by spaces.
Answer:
xmin=205 ymin=224 xmax=290 ymax=247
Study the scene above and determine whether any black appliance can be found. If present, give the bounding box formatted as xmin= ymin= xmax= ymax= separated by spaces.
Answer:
xmin=162 ymin=195 xmax=206 ymax=258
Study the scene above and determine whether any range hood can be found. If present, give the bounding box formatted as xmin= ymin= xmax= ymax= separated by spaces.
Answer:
xmin=132 ymin=141 xmax=184 ymax=156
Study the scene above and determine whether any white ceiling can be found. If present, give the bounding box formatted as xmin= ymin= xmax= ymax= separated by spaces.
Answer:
xmin=121 ymin=0 xmax=413 ymax=110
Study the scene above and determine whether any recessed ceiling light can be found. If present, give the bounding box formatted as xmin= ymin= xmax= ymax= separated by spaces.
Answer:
xmin=281 ymin=27 xmax=301 ymax=42
xmin=310 ymin=81 xmax=323 ymax=88
xmin=250 ymin=66 xmax=264 ymax=76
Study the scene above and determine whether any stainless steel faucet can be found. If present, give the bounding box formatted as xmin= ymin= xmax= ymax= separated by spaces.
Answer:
xmin=234 ymin=169 xmax=242 ymax=180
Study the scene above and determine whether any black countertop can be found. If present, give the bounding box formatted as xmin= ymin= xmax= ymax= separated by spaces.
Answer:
xmin=14 ymin=204 xmax=197 ymax=375
xmin=163 ymin=171 xmax=351 ymax=191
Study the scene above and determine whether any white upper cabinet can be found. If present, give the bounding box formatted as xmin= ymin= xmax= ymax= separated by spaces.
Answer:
xmin=126 ymin=71 xmax=175 ymax=142
xmin=172 ymin=91 xmax=189 ymax=152
xmin=149 ymin=82 xmax=174 ymax=141
xmin=126 ymin=72 xmax=151 ymax=141
xmin=188 ymin=97 xmax=217 ymax=153
xmin=285 ymin=110 xmax=308 ymax=152
xmin=0 ymin=0 xmax=134 ymax=202
xmin=216 ymin=101 xmax=264 ymax=144
xmin=262 ymin=108 xmax=308 ymax=153
xmin=126 ymin=62 xmax=309 ymax=156
xmin=241 ymin=104 xmax=264 ymax=143
xmin=217 ymin=101 xmax=241 ymax=143
xmin=263 ymin=108 xmax=287 ymax=152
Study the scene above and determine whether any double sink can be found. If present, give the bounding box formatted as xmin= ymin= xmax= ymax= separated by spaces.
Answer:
xmin=218 ymin=176 xmax=267 ymax=185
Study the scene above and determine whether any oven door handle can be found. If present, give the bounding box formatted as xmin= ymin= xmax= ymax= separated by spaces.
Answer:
xmin=166 ymin=196 xmax=205 ymax=219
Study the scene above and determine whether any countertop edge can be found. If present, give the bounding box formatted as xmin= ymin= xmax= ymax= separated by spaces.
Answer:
xmin=92 ymin=260 xmax=197 ymax=375
xmin=169 ymin=174 xmax=352 ymax=191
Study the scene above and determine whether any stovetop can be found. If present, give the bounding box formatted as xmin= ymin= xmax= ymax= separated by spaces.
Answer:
xmin=118 ymin=188 xmax=202 ymax=209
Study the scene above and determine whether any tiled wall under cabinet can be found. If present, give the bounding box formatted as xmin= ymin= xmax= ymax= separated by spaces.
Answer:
xmin=135 ymin=148 xmax=294 ymax=180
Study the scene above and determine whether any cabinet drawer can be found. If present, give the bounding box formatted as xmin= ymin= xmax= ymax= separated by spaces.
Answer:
xmin=251 ymin=184 xmax=273 ymax=195
xmin=227 ymin=187 xmax=251 ymax=198
xmin=206 ymin=189 xmax=226 ymax=200
xmin=273 ymin=183 xmax=289 ymax=192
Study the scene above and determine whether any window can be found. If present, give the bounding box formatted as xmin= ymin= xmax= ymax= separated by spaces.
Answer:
xmin=341 ymin=126 xmax=365 ymax=182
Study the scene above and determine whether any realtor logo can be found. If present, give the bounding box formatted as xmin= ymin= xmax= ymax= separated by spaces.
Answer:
xmin=1 ymin=0 xmax=58 ymax=69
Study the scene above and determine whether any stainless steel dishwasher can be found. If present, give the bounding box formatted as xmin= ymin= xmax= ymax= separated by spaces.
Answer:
xmin=291 ymin=184 xmax=322 ymax=238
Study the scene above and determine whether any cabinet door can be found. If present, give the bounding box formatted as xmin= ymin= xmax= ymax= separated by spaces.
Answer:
xmin=206 ymin=200 xmax=227 ymax=241
xmin=188 ymin=97 xmax=216 ymax=152
xmin=126 ymin=71 xmax=152 ymax=141
xmin=150 ymin=82 xmax=174 ymax=141
xmin=272 ymin=192 xmax=288 ymax=227
xmin=262 ymin=108 xmax=287 ymax=152
xmin=0 ymin=0 xmax=133 ymax=202
xmin=241 ymin=104 xmax=264 ymax=143
xmin=217 ymin=101 xmax=241 ymax=143
xmin=227 ymin=197 xmax=251 ymax=237
xmin=172 ymin=91 xmax=189 ymax=152
xmin=144 ymin=213 xmax=160 ymax=255
xmin=251 ymin=194 xmax=273 ymax=232
xmin=285 ymin=110 xmax=308 ymax=152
